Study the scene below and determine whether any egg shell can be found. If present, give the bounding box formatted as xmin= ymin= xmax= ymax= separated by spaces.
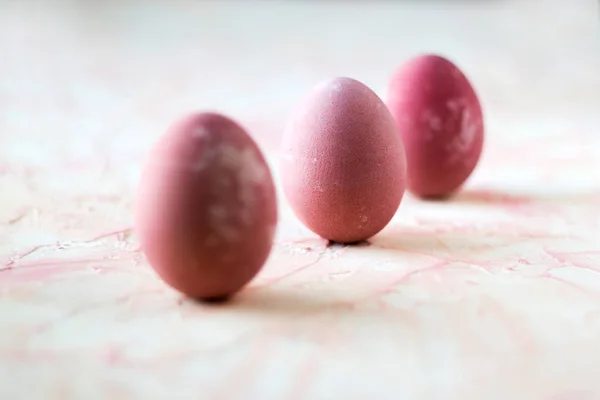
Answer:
xmin=386 ymin=54 xmax=484 ymax=199
xmin=135 ymin=112 xmax=278 ymax=300
xmin=280 ymin=77 xmax=406 ymax=243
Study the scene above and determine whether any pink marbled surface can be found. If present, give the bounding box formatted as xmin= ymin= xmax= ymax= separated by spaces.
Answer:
xmin=1 ymin=1 xmax=600 ymax=399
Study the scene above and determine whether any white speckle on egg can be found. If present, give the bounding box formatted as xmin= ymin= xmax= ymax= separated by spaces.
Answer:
xmin=314 ymin=78 xmax=343 ymax=94
xmin=192 ymin=156 xmax=208 ymax=172
xmin=447 ymin=108 xmax=478 ymax=164
xmin=421 ymin=109 xmax=442 ymax=141
xmin=197 ymin=142 xmax=270 ymax=241
xmin=208 ymin=204 xmax=240 ymax=242
xmin=328 ymin=80 xmax=343 ymax=92
xmin=358 ymin=214 xmax=368 ymax=228
xmin=446 ymin=98 xmax=462 ymax=112
xmin=193 ymin=126 xmax=209 ymax=138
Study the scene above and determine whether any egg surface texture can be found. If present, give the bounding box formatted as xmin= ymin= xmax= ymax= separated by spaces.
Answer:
xmin=135 ymin=112 xmax=278 ymax=300
xmin=386 ymin=54 xmax=484 ymax=199
xmin=281 ymin=77 xmax=406 ymax=243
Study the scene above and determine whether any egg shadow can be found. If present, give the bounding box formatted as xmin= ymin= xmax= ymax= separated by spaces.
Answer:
xmin=327 ymin=239 xmax=371 ymax=248
xmin=369 ymin=221 xmax=563 ymax=260
xmin=449 ymin=189 xmax=532 ymax=206
xmin=405 ymin=188 xmax=531 ymax=206
xmin=238 ymin=288 xmax=354 ymax=316
xmin=186 ymin=285 xmax=357 ymax=318
xmin=450 ymin=188 xmax=600 ymax=206
xmin=369 ymin=229 xmax=479 ymax=258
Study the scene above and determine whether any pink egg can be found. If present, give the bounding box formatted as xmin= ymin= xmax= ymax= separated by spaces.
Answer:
xmin=280 ymin=77 xmax=406 ymax=243
xmin=135 ymin=112 xmax=278 ymax=300
xmin=386 ymin=54 xmax=484 ymax=199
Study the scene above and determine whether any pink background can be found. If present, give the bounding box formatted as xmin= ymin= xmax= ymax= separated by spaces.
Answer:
xmin=1 ymin=1 xmax=600 ymax=399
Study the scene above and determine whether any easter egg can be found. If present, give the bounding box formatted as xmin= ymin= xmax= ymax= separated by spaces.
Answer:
xmin=280 ymin=77 xmax=406 ymax=243
xmin=386 ymin=54 xmax=484 ymax=199
xmin=135 ymin=112 xmax=278 ymax=300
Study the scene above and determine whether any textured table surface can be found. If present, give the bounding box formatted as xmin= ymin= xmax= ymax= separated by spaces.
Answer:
xmin=1 ymin=1 xmax=600 ymax=399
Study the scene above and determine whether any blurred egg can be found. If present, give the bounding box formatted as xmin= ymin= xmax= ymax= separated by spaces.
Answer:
xmin=135 ymin=112 xmax=278 ymax=300
xmin=280 ymin=77 xmax=406 ymax=243
xmin=386 ymin=54 xmax=484 ymax=199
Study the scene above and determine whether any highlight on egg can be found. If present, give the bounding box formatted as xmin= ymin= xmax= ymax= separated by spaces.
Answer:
xmin=135 ymin=112 xmax=278 ymax=301
xmin=280 ymin=77 xmax=407 ymax=244
xmin=386 ymin=54 xmax=484 ymax=199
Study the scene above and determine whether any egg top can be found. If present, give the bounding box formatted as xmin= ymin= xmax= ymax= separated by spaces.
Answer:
xmin=135 ymin=112 xmax=278 ymax=300
xmin=386 ymin=54 xmax=484 ymax=199
xmin=280 ymin=77 xmax=406 ymax=243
